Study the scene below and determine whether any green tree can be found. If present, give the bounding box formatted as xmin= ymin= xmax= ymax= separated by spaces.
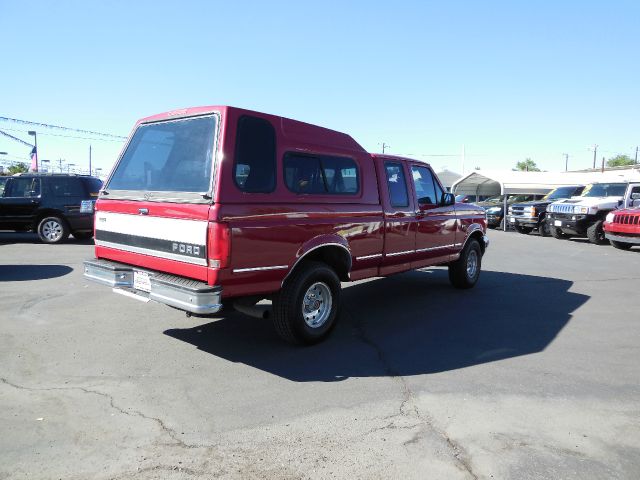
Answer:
xmin=8 ymin=163 xmax=28 ymax=174
xmin=606 ymin=155 xmax=634 ymax=167
xmin=514 ymin=158 xmax=540 ymax=172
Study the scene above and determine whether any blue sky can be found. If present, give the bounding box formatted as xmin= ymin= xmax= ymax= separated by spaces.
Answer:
xmin=1 ymin=0 xmax=638 ymax=175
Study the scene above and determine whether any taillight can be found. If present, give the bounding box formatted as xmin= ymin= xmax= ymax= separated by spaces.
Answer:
xmin=207 ymin=222 xmax=230 ymax=269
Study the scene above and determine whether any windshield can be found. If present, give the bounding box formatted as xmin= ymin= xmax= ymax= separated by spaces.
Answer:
xmin=544 ymin=186 xmax=578 ymax=200
xmin=581 ymin=183 xmax=627 ymax=198
xmin=107 ymin=115 xmax=217 ymax=193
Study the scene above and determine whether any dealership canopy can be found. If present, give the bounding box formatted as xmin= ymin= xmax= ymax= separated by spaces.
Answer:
xmin=451 ymin=169 xmax=640 ymax=196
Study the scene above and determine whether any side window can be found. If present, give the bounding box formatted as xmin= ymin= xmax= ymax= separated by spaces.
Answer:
xmin=234 ymin=116 xmax=276 ymax=193
xmin=6 ymin=178 xmax=40 ymax=198
xmin=574 ymin=186 xmax=585 ymax=196
xmin=385 ymin=162 xmax=409 ymax=208
xmin=410 ymin=165 xmax=437 ymax=205
xmin=284 ymin=153 xmax=360 ymax=195
xmin=284 ymin=154 xmax=326 ymax=194
xmin=52 ymin=178 xmax=85 ymax=197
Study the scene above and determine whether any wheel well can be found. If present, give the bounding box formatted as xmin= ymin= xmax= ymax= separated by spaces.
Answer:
xmin=32 ymin=210 xmax=66 ymax=230
xmin=468 ymin=230 xmax=486 ymax=254
xmin=289 ymin=245 xmax=351 ymax=282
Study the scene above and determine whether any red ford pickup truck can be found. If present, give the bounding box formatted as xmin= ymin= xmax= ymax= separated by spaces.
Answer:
xmin=84 ymin=106 xmax=488 ymax=344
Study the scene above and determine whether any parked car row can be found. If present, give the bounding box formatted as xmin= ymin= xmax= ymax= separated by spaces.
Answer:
xmin=501 ymin=181 xmax=640 ymax=250
xmin=0 ymin=173 xmax=102 ymax=243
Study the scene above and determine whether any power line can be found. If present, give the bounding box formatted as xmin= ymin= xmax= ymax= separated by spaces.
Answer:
xmin=0 ymin=116 xmax=127 ymax=139
xmin=0 ymin=126 xmax=125 ymax=143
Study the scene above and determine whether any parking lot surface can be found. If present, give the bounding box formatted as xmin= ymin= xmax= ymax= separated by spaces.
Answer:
xmin=1 ymin=230 xmax=639 ymax=479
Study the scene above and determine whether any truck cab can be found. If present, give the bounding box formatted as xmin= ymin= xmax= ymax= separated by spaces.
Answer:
xmin=546 ymin=182 xmax=637 ymax=244
xmin=84 ymin=106 xmax=488 ymax=344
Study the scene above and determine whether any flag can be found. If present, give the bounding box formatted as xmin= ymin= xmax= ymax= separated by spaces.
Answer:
xmin=29 ymin=146 xmax=38 ymax=172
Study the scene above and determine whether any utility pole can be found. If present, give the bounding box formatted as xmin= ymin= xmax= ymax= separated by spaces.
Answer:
xmin=461 ymin=144 xmax=466 ymax=174
xmin=563 ymin=153 xmax=569 ymax=172
xmin=381 ymin=143 xmax=389 ymax=154
xmin=58 ymin=158 xmax=63 ymax=173
xmin=635 ymin=146 xmax=638 ymax=166
xmin=89 ymin=145 xmax=92 ymax=176
xmin=601 ymin=156 xmax=605 ymax=173
xmin=592 ymin=144 xmax=598 ymax=169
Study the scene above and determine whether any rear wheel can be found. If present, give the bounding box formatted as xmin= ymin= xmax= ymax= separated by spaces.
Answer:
xmin=449 ymin=239 xmax=482 ymax=289
xmin=586 ymin=220 xmax=608 ymax=245
xmin=610 ymin=240 xmax=632 ymax=250
xmin=272 ymin=261 xmax=341 ymax=345
xmin=37 ymin=216 xmax=69 ymax=244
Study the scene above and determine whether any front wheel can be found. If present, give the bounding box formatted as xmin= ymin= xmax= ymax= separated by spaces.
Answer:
xmin=272 ymin=261 xmax=341 ymax=345
xmin=610 ymin=240 xmax=632 ymax=250
xmin=550 ymin=226 xmax=567 ymax=239
xmin=449 ymin=239 xmax=482 ymax=289
xmin=37 ymin=216 xmax=69 ymax=244
xmin=586 ymin=220 xmax=608 ymax=245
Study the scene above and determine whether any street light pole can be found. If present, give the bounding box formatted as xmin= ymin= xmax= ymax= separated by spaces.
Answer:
xmin=563 ymin=153 xmax=569 ymax=172
xmin=592 ymin=144 xmax=598 ymax=170
xmin=28 ymin=131 xmax=38 ymax=171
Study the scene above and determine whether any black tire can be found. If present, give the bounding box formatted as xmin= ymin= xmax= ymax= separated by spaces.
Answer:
xmin=73 ymin=231 xmax=93 ymax=240
xmin=550 ymin=226 xmax=567 ymax=239
xmin=449 ymin=239 xmax=482 ymax=289
xmin=610 ymin=240 xmax=632 ymax=250
xmin=539 ymin=218 xmax=550 ymax=237
xmin=586 ymin=219 xmax=608 ymax=245
xmin=37 ymin=216 xmax=69 ymax=244
xmin=515 ymin=225 xmax=533 ymax=234
xmin=272 ymin=261 xmax=341 ymax=345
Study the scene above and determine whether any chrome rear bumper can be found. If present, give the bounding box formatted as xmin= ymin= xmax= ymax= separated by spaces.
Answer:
xmin=83 ymin=259 xmax=223 ymax=315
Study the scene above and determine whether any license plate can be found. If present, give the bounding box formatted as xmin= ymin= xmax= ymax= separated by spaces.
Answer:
xmin=80 ymin=200 xmax=94 ymax=213
xmin=509 ymin=217 xmax=515 ymax=223
xmin=554 ymin=220 xmax=562 ymax=227
xmin=133 ymin=271 xmax=151 ymax=292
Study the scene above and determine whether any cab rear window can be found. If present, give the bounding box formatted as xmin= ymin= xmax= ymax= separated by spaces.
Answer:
xmin=108 ymin=115 xmax=217 ymax=193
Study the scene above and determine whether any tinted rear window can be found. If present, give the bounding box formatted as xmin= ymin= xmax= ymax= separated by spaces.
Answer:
xmin=52 ymin=177 xmax=85 ymax=197
xmin=108 ymin=115 xmax=217 ymax=193
xmin=234 ymin=116 xmax=276 ymax=193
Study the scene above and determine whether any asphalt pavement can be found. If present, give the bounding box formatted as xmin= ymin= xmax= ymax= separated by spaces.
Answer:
xmin=1 ymin=230 xmax=639 ymax=479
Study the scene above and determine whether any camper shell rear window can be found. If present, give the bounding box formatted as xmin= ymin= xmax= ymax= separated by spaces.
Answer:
xmin=106 ymin=115 xmax=218 ymax=202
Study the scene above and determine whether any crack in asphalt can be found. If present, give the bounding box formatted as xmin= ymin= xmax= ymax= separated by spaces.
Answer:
xmin=0 ymin=377 xmax=212 ymax=451
xmin=343 ymin=307 xmax=479 ymax=480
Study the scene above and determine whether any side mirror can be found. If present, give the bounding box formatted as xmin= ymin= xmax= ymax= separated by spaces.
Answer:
xmin=443 ymin=193 xmax=455 ymax=206
xmin=631 ymin=193 xmax=640 ymax=200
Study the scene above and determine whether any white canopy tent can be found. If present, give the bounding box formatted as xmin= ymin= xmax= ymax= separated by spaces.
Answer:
xmin=451 ymin=169 xmax=640 ymax=231
xmin=451 ymin=169 xmax=640 ymax=198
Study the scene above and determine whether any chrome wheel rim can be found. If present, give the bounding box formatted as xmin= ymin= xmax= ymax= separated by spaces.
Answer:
xmin=466 ymin=250 xmax=478 ymax=279
xmin=42 ymin=220 xmax=63 ymax=242
xmin=302 ymin=282 xmax=332 ymax=328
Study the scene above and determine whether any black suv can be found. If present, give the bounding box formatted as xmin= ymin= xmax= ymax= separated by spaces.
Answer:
xmin=507 ymin=185 xmax=585 ymax=236
xmin=0 ymin=174 xmax=102 ymax=243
